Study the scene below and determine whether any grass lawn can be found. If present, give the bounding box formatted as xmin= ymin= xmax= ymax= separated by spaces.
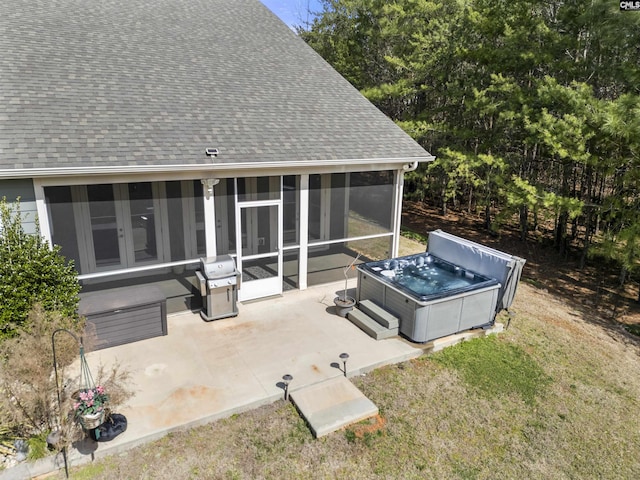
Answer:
xmin=60 ymin=279 xmax=640 ymax=479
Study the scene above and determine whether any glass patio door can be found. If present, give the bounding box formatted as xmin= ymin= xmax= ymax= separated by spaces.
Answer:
xmin=125 ymin=182 xmax=161 ymax=265
xmin=86 ymin=184 xmax=127 ymax=270
xmin=236 ymin=201 xmax=282 ymax=301
xmin=77 ymin=183 xmax=164 ymax=272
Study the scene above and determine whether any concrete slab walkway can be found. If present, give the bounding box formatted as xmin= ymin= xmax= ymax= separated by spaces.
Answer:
xmin=290 ymin=376 xmax=378 ymax=438
xmin=2 ymin=281 xmax=423 ymax=479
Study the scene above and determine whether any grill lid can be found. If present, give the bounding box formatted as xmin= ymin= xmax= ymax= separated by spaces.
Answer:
xmin=199 ymin=255 xmax=238 ymax=279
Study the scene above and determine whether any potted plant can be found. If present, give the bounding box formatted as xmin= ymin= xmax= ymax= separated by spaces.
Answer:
xmin=73 ymin=385 xmax=108 ymax=430
xmin=334 ymin=254 xmax=361 ymax=317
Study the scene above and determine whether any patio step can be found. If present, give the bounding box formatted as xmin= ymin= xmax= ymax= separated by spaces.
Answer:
xmin=290 ymin=376 xmax=378 ymax=438
xmin=358 ymin=300 xmax=399 ymax=329
xmin=347 ymin=308 xmax=398 ymax=340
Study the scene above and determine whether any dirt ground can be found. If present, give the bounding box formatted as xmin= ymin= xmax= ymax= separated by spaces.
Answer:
xmin=402 ymin=201 xmax=640 ymax=328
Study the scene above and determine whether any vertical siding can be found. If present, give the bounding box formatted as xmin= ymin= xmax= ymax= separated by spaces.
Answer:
xmin=0 ymin=179 xmax=38 ymax=235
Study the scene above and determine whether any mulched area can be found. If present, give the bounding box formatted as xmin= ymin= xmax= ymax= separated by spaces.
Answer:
xmin=345 ymin=414 xmax=386 ymax=439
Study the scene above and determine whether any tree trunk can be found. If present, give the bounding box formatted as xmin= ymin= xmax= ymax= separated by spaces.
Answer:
xmin=556 ymin=160 xmax=572 ymax=256
xmin=556 ymin=211 xmax=568 ymax=256
xmin=579 ymin=209 xmax=593 ymax=269
xmin=484 ymin=204 xmax=491 ymax=230
xmin=519 ymin=205 xmax=528 ymax=241
xmin=619 ymin=266 xmax=628 ymax=287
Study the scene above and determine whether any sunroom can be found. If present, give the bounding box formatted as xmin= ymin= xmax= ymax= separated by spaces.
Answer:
xmin=39 ymin=168 xmax=408 ymax=313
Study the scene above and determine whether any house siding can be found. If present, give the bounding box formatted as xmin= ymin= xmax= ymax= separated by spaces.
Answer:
xmin=0 ymin=179 xmax=38 ymax=235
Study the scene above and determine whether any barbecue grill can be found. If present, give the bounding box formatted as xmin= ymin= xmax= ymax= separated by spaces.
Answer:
xmin=195 ymin=255 xmax=240 ymax=321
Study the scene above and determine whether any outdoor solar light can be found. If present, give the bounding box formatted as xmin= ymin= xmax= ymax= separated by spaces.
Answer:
xmin=200 ymin=178 xmax=220 ymax=198
xmin=339 ymin=353 xmax=349 ymax=377
xmin=282 ymin=374 xmax=293 ymax=401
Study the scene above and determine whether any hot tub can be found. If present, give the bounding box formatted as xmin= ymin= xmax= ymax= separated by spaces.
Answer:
xmin=356 ymin=230 xmax=525 ymax=343
xmin=357 ymin=254 xmax=501 ymax=342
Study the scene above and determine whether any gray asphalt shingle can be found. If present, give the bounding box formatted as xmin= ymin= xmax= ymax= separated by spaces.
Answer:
xmin=0 ymin=0 xmax=431 ymax=171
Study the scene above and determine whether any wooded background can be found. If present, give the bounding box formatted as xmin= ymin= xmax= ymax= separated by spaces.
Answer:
xmin=300 ymin=0 xmax=640 ymax=299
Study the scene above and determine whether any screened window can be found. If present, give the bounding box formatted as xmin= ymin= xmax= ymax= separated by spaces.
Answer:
xmin=308 ymin=171 xmax=394 ymax=243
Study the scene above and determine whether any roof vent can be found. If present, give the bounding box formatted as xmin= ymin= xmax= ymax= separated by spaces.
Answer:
xmin=205 ymin=148 xmax=219 ymax=157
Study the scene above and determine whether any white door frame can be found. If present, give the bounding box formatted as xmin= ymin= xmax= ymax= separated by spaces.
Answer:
xmin=72 ymin=183 xmax=167 ymax=273
xmin=235 ymin=198 xmax=283 ymax=302
xmin=120 ymin=182 xmax=166 ymax=266
xmin=73 ymin=184 xmax=127 ymax=272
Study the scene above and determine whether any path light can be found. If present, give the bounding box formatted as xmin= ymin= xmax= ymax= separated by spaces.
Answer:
xmin=282 ymin=374 xmax=293 ymax=401
xmin=339 ymin=353 xmax=349 ymax=377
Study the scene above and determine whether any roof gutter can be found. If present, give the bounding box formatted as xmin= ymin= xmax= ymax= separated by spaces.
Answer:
xmin=0 ymin=156 xmax=435 ymax=179
xmin=402 ymin=161 xmax=420 ymax=172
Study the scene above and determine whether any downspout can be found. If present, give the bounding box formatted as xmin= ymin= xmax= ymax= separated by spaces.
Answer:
xmin=392 ymin=161 xmax=420 ymax=256
xmin=391 ymin=170 xmax=405 ymax=258
xmin=402 ymin=161 xmax=419 ymax=172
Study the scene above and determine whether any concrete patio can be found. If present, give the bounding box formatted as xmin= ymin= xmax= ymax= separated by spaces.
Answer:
xmin=3 ymin=281 xmax=424 ymax=479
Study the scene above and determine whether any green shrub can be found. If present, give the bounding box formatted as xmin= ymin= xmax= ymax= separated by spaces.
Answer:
xmin=400 ymin=228 xmax=429 ymax=244
xmin=0 ymin=198 xmax=80 ymax=339
xmin=27 ymin=432 xmax=49 ymax=460
xmin=624 ymin=323 xmax=640 ymax=336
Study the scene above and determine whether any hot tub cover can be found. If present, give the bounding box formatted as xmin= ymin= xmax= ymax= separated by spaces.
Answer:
xmin=427 ymin=230 xmax=526 ymax=313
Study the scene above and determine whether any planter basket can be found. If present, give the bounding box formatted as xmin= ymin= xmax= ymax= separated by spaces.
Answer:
xmin=335 ymin=254 xmax=361 ymax=317
xmin=73 ymin=344 xmax=108 ymax=430
xmin=334 ymin=296 xmax=356 ymax=318
xmin=79 ymin=410 xmax=106 ymax=430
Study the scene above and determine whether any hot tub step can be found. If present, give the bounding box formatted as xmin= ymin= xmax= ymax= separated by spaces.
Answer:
xmin=347 ymin=308 xmax=398 ymax=340
xmin=358 ymin=300 xmax=399 ymax=329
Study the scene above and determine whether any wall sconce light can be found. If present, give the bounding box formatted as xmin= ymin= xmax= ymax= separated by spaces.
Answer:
xmin=282 ymin=374 xmax=293 ymax=401
xmin=339 ymin=353 xmax=349 ymax=377
xmin=201 ymin=178 xmax=220 ymax=198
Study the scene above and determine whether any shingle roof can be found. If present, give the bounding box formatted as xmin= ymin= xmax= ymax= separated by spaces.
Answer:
xmin=0 ymin=0 xmax=432 ymax=172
